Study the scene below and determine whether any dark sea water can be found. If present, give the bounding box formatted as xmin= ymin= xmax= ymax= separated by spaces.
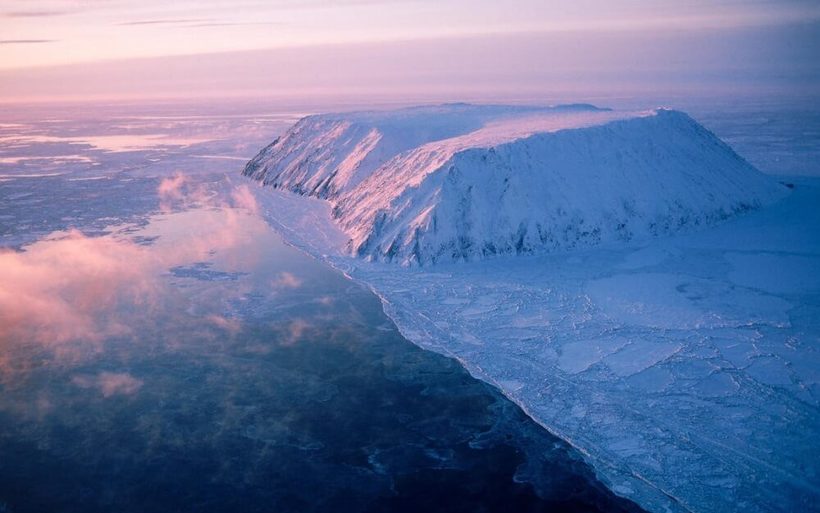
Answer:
xmin=0 ymin=203 xmax=643 ymax=513
xmin=0 ymin=100 xmax=646 ymax=512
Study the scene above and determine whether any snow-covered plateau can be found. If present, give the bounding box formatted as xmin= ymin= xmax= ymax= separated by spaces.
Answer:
xmin=243 ymin=103 xmax=820 ymax=513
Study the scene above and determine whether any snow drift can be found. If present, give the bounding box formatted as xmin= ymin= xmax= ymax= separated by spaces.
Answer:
xmin=244 ymin=104 xmax=786 ymax=264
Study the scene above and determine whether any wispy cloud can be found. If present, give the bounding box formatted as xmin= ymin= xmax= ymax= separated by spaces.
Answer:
xmin=3 ymin=10 xmax=69 ymax=17
xmin=116 ymin=18 xmax=281 ymax=29
xmin=281 ymin=319 xmax=311 ymax=346
xmin=0 ymin=230 xmax=161 ymax=354
xmin=185 ymin=21 xmax=283 ymax=28
xmin=72 ymin=372 xmax=144 ymax=398
xmin=230 ymin=184 xmax=259 ymax=214
xmin=270 ymin=272 xmax=303 ymax=291
xmin=157 ymin=172 xmax=213 ymax=211
xmin=0 ymin=39 xmax=56 ymax=44
xmin=118 ymin=18 xmax=211 ymax=26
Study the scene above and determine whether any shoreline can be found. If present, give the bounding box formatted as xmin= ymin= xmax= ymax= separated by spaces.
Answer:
xmin=248 ymin=180 xmax=687 ymax=512
xmin=248 ymin=175 xmax=820 ymax=513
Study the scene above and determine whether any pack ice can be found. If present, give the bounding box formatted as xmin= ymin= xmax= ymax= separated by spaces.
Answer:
xmin=243 ymin=103 xmax=819 ymax=513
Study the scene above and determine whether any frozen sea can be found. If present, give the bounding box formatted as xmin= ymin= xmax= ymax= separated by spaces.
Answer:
xmin=1 ymin=96 xmax=818 ymax=513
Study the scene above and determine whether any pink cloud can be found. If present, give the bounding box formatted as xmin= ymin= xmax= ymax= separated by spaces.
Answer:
xmin=271 ymin=271 xmax=302 ymax=290
xmin=157 ymin=172 xmax=187 ymax=200
xmin=0 ymin=229 xmax=162 ymax=355
xmin=157 ymin=171 xmax=213 ymax=212
xmin=159 ymin=172 xmax=259 ymax=217
xmin=0 ymin=175 xmax=275 ymax=380
xmin=206 ymin=314 xmax=241 ymax=334
xmin=280 ymin=318 xmax=311 ymax=346
xmin=0 ymin=209 xmax=268 ymax=365
xmin=72 ymin=371 xmax=144 ymax=397
xmin=230 ymin=184 xmax=259 ymax=214
xmin=150 ymin=207 xmax=265 ymax=270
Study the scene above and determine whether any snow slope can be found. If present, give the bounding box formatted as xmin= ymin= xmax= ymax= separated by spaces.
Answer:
xmin=244 ymin=104 xmax=786 ymax=265
xmin=243 ymin=103 xmax=568 ymax=198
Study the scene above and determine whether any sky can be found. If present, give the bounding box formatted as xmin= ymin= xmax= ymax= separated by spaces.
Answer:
xmin=0 ymin=0 xmax=818 ymax=102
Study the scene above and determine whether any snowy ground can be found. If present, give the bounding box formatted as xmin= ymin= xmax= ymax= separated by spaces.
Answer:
xmin=248 ymin=175 xmax=820 ymax=513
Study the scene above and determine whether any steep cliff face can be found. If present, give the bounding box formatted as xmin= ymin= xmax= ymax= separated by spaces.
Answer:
xmin=245 ymin=104 xmax=787 ymax=265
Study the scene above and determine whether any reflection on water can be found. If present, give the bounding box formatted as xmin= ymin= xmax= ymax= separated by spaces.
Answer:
xmin=0 ymin=202 xmax=643 ymax=512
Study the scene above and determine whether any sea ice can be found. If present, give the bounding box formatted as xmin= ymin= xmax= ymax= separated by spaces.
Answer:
xmin=250 ymin=179 xmax=820 ymax=512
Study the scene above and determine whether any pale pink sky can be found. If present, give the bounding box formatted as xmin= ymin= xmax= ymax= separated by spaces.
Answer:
xmin=1 ymin=0 xmax=818 ymax=102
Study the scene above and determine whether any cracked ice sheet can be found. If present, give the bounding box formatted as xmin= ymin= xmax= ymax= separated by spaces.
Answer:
xmin=248 ymin=178 xmax=820 ymax=513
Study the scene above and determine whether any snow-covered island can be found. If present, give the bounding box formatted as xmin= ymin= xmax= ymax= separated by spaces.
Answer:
xmin=244 ymin=103 xmax=784 ymax=265
xmin=242 ymin=104 xmax=820 ymax=513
